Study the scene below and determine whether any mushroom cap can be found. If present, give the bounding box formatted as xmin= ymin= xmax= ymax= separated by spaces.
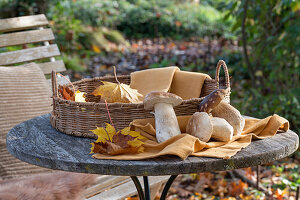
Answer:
xmin=186 ymin=112 xmax=213 ymax=142
xmin=143 ymin=91 xmax=183 ymax=110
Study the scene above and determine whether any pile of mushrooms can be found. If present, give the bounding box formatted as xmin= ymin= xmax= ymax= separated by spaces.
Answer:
xmin=144 ymin=89 xmax=245 ymax=143
xmin=187 ymin=88 xmax=245 ymax=142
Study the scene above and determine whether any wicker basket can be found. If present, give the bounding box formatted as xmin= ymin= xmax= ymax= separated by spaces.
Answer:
xmin=50 ymin=60 xmax=230 ymax=139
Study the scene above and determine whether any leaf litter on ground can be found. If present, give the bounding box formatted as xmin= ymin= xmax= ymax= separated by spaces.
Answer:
xmin=125 ymin=155 xmax=299 ymax=200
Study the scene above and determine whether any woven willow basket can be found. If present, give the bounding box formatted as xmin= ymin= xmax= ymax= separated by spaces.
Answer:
xmin=51 ymin=60 xmax=230 ymax=139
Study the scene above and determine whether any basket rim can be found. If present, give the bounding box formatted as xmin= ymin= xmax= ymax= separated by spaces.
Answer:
xmin=52 ymin=96 xmax=205 ymax=107
xmin=70 ymin=74 xmax=131 ymax=86
xmin=54 ymin=74 xmax=209 ymax=107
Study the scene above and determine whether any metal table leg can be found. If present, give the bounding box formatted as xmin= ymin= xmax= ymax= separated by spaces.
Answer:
xmin=160 ymin=175 xmax=178 ymax=200
xmin=131 ymin=175 xmax=178 ymax=200
xmin=143 ymin=176 xmax=151 ymax=200
xmin=131 ymin=176 xmax=145 ymax=200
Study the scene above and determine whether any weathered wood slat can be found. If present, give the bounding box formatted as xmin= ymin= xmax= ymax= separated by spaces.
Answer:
xmin=0 ymin=28 xmax=55 ymax=48
xmin=38 ymin=60 xmax=66 ymax=74
xmin=0 ymin=14 xmax=48 ymax=33
xmin=0 ymin=44 xmax=60 ymax=65
xmin=85 ymin=176 xmax=131 ymax=198
xmin=86 ymin=176 xmax=168 ymax=200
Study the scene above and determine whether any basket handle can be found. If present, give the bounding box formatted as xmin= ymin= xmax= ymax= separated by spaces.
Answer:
xmin=51 ymin=70 xmax=58 ymax=98
xmin=215 ymin=60 xmax=230 ymax=89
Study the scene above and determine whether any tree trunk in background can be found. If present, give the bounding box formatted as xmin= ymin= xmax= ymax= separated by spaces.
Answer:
xmin=241 ymin=0 xmax=256 ymax=88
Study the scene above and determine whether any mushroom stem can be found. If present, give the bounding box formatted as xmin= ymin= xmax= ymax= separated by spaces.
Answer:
xmin=154 ymin=102 xmax=181 ymax=143
xmin=211 ymin=117 xmax=233 ymax=142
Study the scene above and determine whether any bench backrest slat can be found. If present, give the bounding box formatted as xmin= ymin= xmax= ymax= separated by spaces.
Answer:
xmin=38 ymin=60 xmax=66 ymax=74
xmin=0 ymin=44 xmax=60 ymax=65
xmin=0 ymin=14 xmax=66 ymax=75
xmin=0 ymin=28 xmax=55 ymax=48
xmin=0 ymin=14 xmax=49 ymax=33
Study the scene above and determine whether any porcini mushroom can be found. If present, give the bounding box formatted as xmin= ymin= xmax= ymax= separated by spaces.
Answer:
xmin=186 ymin=112 xmax=213 ymax=142
xmin=144 ymin=91 xmax=183 ymax=143
xmin=212 ymin=101 xmax=245 ymax=136
xmin=198 ymin=88 xmax=229 ymax=113
xmin=211 ymin=117 xmax=233 ymax=142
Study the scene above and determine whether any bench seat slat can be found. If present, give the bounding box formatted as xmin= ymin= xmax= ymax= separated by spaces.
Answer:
xmin=0 ymin=28 xmax=55 ymax=48
xmin=84 ymin=176 xmax=131 ymax=198
xmin=0 ymin=14 xmax=48 ymax=33
xmin=0 ymin=44 xmax=60 ymax=65
xmin=86 ymin=176 xmax=168 ymax=200
xmin=38 ymin=60 xmax=66 ymax=74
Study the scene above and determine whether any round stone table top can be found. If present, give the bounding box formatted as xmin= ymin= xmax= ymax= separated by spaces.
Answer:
xmin=6 ymin=114 xmax=299 ymax=176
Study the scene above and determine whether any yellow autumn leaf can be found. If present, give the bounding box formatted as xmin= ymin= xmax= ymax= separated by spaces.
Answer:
xmin=75 ymin=90 xmax=86 ymax=102
xmin=137 ymin=146 xmax=144 ymax=153
xmin=92 ymin=81 xmax=143 ymax=103
xmin=92 ymin=44 xmax=101 ymax=53
xmin=92 ymin=66 xmax=143 ymax=103
xmin=91 ymin=123 xmax=117 ymax=143
xmin=127 ymin=138 xmax=144 ymax=147
xmin=105 ymin=123 xmax=116 ymax=142
xmin=91 ymin=127 xmax=110 ymax=143
xmin=90 ymin=143 xmax=95 ymax=154
xmin=121 ymin=127 xmax=146 ymax=140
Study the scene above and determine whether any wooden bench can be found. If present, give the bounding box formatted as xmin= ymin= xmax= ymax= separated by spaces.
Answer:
xmin=0 ymin=14 xmax=167 ymax=200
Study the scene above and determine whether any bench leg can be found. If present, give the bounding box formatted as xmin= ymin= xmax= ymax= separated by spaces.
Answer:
xmin=130 ymin=175 xmax=178 ymax=200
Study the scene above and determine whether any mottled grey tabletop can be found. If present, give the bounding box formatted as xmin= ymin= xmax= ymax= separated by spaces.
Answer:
xmin=6 ymin=114 xmax=299 ymax=176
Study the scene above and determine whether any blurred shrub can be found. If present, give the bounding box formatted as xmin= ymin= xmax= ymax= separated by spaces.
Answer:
xmin=46 ymin=1 xmax=130 ymax=71
xmin=46 ymin=0 xmax=234 ymax=39
xmin=116 ymin=0 xmax=233 ymax=39
xmin=0 ymin=0 xmax=52 ymax=18
xmin=226 ymin=0 xmax=300 ymax=133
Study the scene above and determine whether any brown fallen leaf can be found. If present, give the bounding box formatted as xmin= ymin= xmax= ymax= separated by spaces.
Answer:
xmin=229 ymin=180 xmax=247 ymax=196
xmin=58 ymin=85 xmax=86 ymax=102
xmin=93 ymin=141 xmax=143 ymax=155
xmin=58 ymin=85 xmax=74 ymax=101
xmin=90 ymin=123 xmax=145 ymax=156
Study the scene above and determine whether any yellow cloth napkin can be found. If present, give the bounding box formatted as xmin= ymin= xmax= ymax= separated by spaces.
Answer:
xmin=130 ymin=67 xmax=180 ymax=96
xmin=92 ymin=114 xmax=289 ymax=160
xmin=170 ymin=71 xmax=211 ymax=100
xmin=130 ymin=67 xmax=210 ymax=99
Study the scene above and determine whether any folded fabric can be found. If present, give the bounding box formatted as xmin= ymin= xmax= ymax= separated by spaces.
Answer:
xmin=130 ymin=67 xmax=210 ymax=100
xmin=130 ymin=67 xmax=180 ymax=96
xmin=92 ymin=114 xmax=289 ymax=160
xmin=170 ymin=71 xmax=211 ymax=100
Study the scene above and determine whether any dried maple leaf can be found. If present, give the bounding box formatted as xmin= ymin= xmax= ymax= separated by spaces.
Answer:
xmin=58 ymin=85 xmax=86 ymax=102
xmin=92 ymin=67 xmax=143 ymax=103
xmin=58 ymin=85 xmax=74 ymax=101
xmin=121 ymin=127 xmax=146 ymax=140
xmin=112 ymin=132 xmax=134 ymax=148
xmin=91 ymin=123 xmax=115 ymax=143
xmin=92 ymin=81 xmax=143 ymax=103
xmin=229 ymin=180 xmax=247 ymax=196
xmin=92 ymin=141 xmax=142 ymax=155
xmin=275 ymin=188 xmax=288 ymax=200
xmin=90 ymin=124 xmax=145 ymax=155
